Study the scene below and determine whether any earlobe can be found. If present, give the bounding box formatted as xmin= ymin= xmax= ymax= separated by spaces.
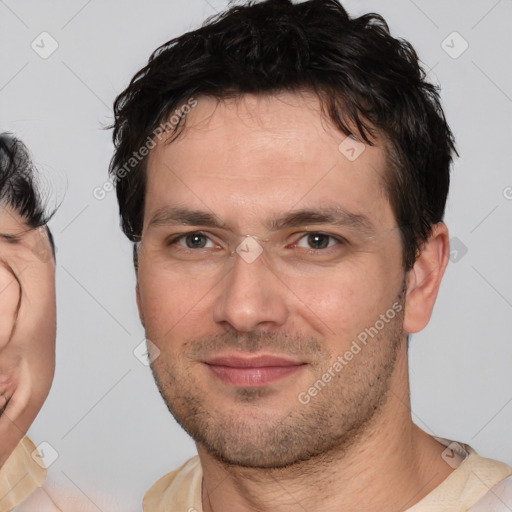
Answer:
xmin=403 ymin=222 xmax=450 ymax=334
xmin=136 ymin=282 xmax=145 ymax=328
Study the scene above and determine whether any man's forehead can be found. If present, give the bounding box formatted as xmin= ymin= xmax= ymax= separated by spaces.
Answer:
xmin=144 ymin=92 xmax=391 ymax=229
xmin=176 ymin=92 xmax=335 ymax=131
xmin=147 ymin=114 xmax=386 ymax=187
xmin=153 ymin=92 xmax=383 ymax=156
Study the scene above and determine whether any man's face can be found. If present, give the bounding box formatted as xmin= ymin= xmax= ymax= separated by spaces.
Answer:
xmin=137 ymin=92 xmax=407 ymax=468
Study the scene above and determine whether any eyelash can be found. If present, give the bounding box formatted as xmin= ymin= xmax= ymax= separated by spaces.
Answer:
xmin=165 ymin=231 xmax=215 ymax=247
xmin=165 ymin=231 xmax=347 ymax=251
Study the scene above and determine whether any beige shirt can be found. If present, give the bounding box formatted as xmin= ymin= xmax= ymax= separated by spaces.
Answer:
xmin=143 ymin=438 xmax=512 ymax=512
xmin=0 ymin=438 xmax=46 ymax=512
xmin=1 ymin=440 xmax=137 ymax=512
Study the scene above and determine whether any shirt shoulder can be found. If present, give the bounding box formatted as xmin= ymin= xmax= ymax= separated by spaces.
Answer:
xmin=407 ymin=439 xmax=512 ymax=512
xmin=468 ymin=474 xmax=512 ymax=511
xmin=0 ymin=437 xmax=46 ymax=512
xmin=143 ymin=456 xmax=203 ymax=512
xmin=143 ymin=442 xmax=512 ymax=512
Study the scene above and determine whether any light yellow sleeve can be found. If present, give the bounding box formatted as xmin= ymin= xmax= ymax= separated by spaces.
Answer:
xmin=0 ymin=438 xmax=46 ymax=512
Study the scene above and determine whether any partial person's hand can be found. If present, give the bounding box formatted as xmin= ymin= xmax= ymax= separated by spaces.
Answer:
xmin=0 ymin=205 xmax=56 ymax=468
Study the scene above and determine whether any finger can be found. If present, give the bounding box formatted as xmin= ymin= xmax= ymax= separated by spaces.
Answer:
xmin=4 ymin=226 xmax=56 ymax=359
xmin=0 ymin=262 xmax=21 ymax=352
xmin=0 ymin=359 xmax=36 ymax=467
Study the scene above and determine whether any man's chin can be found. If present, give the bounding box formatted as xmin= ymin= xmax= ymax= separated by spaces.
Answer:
xmin=197 ymin=440 xmax=310 ymax=470
xmin=173 ymin=402 xmax=330 ymax=469
xmin=195 ymin=429 xmax=343 ymax=471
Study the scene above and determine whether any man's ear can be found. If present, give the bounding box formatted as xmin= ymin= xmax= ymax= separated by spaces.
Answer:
xmin=403 ymin=222 xmax=450 ymax=334
xmin=136 ymin=281 xmax=145 ymax=328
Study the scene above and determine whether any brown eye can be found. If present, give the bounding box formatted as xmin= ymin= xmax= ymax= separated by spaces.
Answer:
xmin=295 ymin=232 xmax=338 ymax=250
xmin=306 ymin=233 xmax=331 ymax=249
xmin=184 ymin=233 xmax=209 ymax=248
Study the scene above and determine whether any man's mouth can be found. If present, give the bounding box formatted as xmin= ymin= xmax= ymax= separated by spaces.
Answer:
xmin=203 ymin=353 xmax=307 ymax=387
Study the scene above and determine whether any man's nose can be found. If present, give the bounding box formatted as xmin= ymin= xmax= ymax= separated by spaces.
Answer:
xmin=212 ymin=248 xmax=289 ymax=333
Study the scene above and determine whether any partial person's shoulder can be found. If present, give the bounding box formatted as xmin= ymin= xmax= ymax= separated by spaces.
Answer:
xmin=407 ymin=438 xmax=512 ymax=511
xmin=143 ymin=456 xmax=202 ymax=512
xmin=469 ymin=474 xmax=512 ymax=511
xmin=0 ymin=437 xmax=46 ymax=512
xmin=13 ymin=487 xmax=61 ymax=512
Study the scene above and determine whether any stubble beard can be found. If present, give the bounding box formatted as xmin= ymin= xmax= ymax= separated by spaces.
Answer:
xmin=149 ymin=298 xmax=405 ymax=470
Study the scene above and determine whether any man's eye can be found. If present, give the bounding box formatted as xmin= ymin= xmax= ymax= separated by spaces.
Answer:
xmin=295 ymin=233 xmax=340 ymax=250
xmin=170 ymin=232 xmax=214 ymax=249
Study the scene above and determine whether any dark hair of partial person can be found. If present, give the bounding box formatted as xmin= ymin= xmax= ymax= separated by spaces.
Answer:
xmin=110 ymin=0 xmax=456 ymax=270
xmin=0 ymin=133 xmax=55 ymax=254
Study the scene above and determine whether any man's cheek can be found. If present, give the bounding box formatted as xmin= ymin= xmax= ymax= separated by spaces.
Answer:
xmin=296 ymin=281 xmax=367 ymax=324
xmin=141 ymin=289 xmax=206 ymax=339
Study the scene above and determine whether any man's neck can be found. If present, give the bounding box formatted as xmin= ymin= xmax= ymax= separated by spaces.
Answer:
xmin=198 ymin=348 xmax=454 ymax=512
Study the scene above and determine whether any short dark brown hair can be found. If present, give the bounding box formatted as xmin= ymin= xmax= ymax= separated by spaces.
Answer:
xmin=110 ymin=0 xmax=456 ymax=270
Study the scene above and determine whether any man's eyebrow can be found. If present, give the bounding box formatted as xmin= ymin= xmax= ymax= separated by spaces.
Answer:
xmin=267 ymin=207 xmax=376 ymax=233
xmin=148 ymin=207 xmax=225 ymax=228
xmin=148 ymin=206 xmax=375 ymax=234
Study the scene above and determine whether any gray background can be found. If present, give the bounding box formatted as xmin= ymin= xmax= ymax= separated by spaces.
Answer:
xmin=1 ymin=0 xmax=511 ymax=510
